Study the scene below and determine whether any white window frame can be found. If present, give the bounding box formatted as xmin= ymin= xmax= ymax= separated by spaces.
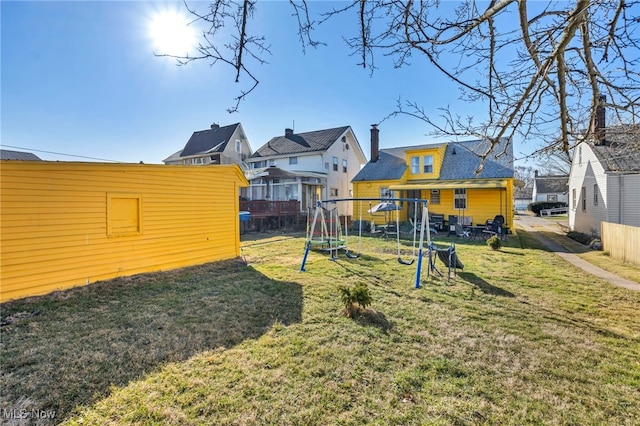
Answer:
xmin=333 ymin=157 xmax=338 ymax=172
xmin=454 ymin=188 xmax=467 ymax=209
xmin=235 ymin=139 xmax=242 ymax=153
xmin=423 ymin=155 xmax=434 ymax=173
xmin=411 ymin=156 xmax=420 ymax=174
xmin=289 ymin=156 xmax=298 ymax=165
xmin=593 ymin=184 xmax=598 ymax=205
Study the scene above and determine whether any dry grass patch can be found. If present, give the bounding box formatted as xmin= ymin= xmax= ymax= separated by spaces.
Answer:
xmin=1 ymin=233 xmax=639 ymax=425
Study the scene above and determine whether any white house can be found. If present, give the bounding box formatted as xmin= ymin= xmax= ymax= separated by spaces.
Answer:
xmin=245 ymin=126 xmax=367 ymax=216
xmin=568 ymin=125 xmax=640 ymax=236
xmin=532 ymin=172 xmax=569 ymax=203
xmin=163 ymin=122 xmax=252 ymax=166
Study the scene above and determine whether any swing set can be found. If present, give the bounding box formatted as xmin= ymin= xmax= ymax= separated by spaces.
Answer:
xmin=299 ymin=198 xmax=464 ymax=287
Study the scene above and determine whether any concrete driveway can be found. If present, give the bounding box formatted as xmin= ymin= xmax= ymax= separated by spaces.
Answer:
xmin=515 ymin=212 xmax=640 ymax=291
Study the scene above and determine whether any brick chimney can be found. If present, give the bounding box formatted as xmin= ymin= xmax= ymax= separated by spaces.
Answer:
xmin=285 ymin=128 xmax=294 ymax=137
xmin=594 ymin=95 xmax=606 ymax=145
xmin=370 ymin=124 xmax=379 ymax=162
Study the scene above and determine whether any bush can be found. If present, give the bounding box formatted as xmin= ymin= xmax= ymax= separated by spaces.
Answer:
xmin=338 ymin=282 xmax=372 ymax=318
xmin=528 ymin=201 xmax=568 ymax=216
xmin=487 ymin=235 xmax=502 ymax=250
xmin=567 ymin=231 xmax=592 ymax=245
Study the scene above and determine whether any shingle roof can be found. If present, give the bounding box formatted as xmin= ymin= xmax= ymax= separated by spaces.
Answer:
xmin=0 ymin=149 xmax=41 ymax=160
xmin=534 ymin=176 xmax=569 ymax=193
xmin=251 ymin=126 xmax=350 ymax=158
xmin=440 ymin=139 xmax=513 ymax=179
xmin=180 ymin=123 xmax=240 ymax=157
xmin=352 ymin=150 xmax=407 ymax=181
xmin=514 ymin=187 xmax=533 ymax=199
xmin=590 ymin=125 xmax=640 ymax=172
xmin=352 ymin=138 xmax=513 ymax=182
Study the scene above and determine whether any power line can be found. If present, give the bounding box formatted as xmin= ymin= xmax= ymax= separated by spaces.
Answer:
xmin=1 ymin=145 xmax=121 ymax=163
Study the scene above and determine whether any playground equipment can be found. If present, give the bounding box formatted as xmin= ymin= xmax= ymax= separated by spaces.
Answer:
xmin=301 ymin=198 xmax=441 ymax=288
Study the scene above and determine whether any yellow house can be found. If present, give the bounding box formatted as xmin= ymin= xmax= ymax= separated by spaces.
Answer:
xmin=0 ymin=161 xmax=248 ymax=302
xmin=352 ymin=126 xmax=514 ymax=231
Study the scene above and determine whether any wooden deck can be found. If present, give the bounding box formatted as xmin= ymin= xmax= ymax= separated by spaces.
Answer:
xmin=240 ymin=200 xmax=306 ymax=231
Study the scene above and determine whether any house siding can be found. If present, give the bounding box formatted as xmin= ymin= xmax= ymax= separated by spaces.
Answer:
xmin=0 ymin=161 xmax=248 ymax=302
xmin=611 ymin=174 xmax=640 ymax=226
xmin=353 ymin=181 xmax=514 ymax=228
xmin=568 ymin=142 xmax=639 ymax=235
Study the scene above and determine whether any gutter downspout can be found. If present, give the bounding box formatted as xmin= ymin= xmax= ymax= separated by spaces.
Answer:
xmin=618 ymin=174 xmax=623 ymax=224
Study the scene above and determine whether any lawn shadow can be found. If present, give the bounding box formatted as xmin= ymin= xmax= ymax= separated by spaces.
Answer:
xmin=0 ymin=259 xmax=303 ymax=424
xmin=459 ymin=272 xmax=515 ymax=297
xmin=355 ymin=308 xmax=394 ymax=333
xmin=517 ymin=229 xmax=591 ymax=254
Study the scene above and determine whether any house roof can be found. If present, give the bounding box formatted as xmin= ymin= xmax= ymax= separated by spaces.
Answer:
xmin=440 ymin=139 xmax=513 ymax=179
xmin=534 ymin=175 xmax=569 ymax=193
xmin=251 ymin=126 xmax=351 ymax=158
xmin=180 ymin=123 xmax=241 ymax=157
xmin=589 ymin=125 xmax=640 ymax=172
xmin=0 ymin=149 xmax=41 ymax=161
xmin=352 ymin=138 xmax=513 ymax=182
xmin=514 ymin=187 xmax=533 ymax=199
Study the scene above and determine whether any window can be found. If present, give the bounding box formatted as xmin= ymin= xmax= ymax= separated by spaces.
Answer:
xmin=572 ymin=188 xmax=577 ymax=209
xmin=380 ymin=187 xmax=396 ymax=199
xmin=582 ymin=186 xmax=587 ymax=211
xmin=324 ymin=162 xmax=329 ymax=170
xmin=578 ymin=146 xmax=582 ymax=165
xmin=107 ymin=193 xmax=142 ymax=237
xmin=454 ymin=188 xmax=467 ymax=209
xmin=289 ymin=156 xmax=298 ymax=165
xmin=430 ymin=189 xmax=440 ymax=205
xmin=333 ymin=157 xmax=338 ymax=171
xmin=235 ymin=139 xmax=241 ymax=153
xmin=411 ymin=156 xmax=420 ymax=174
xmin=342 ymin=159 xmax=347 ymax=173
xmin=547 ymin=195 xmax=558 ymax=202
xmin=269 ymin=159 xmax=276 ymax=166
xmin=594 ymin=184 xmax=598 ymax=205
xmin=330 ymin=188 xmax=338 ymax=197
xmin=423 ymin=155 xmax=434 ymax=173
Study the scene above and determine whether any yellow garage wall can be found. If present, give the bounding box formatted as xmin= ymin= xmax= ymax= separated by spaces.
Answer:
xmin=0 ymin=161 xmax=248 ymax=302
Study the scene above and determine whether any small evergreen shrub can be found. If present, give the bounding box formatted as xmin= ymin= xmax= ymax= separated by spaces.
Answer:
xmin=487 ymin=235 xmax=502 ymax=250
xmin=338 ymin=282 xmax=372 ymax=318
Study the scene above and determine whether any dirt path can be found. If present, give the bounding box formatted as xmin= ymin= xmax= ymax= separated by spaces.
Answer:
xmin=515 ymin=213 xmax=640 ymax=292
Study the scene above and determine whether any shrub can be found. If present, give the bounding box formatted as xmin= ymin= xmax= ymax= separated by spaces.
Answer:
xmin=528 ymin=201 xmax=568 ymax=216
xmin=567 ymin=231 xmax=591 ymax=245
xmin=338 ymin=282 xmax=372 ymax=318
xmin=487 ymin=235 xmax=502 ymax=250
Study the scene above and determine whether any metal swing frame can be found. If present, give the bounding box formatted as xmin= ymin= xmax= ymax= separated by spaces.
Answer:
xmin=300 ymin=198 xmax=432 ymax=289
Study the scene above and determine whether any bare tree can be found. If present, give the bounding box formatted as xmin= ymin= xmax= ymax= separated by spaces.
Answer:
xmin=170 ymin=0 xmax=640 ymax=163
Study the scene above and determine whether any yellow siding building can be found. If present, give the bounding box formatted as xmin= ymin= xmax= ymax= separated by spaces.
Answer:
xmin=352 ymin=138 xmax=514 ymax=230
xmin=0 ymin=161 xmax=248 ymax=302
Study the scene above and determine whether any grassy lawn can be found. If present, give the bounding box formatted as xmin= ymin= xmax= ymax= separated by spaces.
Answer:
xmin=1 ymin=231 xmax=639 ymax=425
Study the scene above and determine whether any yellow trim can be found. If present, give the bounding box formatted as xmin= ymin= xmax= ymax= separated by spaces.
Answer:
xmin=389 ymin=179 xmax=508 ymax=190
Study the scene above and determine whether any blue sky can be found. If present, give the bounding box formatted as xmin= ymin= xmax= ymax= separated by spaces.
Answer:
xmin=2 ymin=1 xmax=535 ymax=164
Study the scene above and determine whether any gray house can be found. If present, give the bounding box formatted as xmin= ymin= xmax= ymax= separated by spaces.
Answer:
xmin=163 ymin=123 xmax=252 ymax=166
xmin=0 ymin=149 xmax=41 ymax=161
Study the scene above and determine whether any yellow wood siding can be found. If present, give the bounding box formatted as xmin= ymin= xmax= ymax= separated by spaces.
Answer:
xmin=405 ymin=145 xmax=447 ymax=179
xmin=0 ymin=161 xmax=248 ymax=302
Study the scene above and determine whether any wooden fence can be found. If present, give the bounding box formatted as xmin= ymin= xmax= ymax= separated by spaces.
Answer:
xmin=601 ymin=222 xmax=640 ymax=267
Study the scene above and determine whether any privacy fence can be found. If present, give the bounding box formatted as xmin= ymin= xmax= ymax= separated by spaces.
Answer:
xmin=601 ymin=221 xmax=640 ymax=267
